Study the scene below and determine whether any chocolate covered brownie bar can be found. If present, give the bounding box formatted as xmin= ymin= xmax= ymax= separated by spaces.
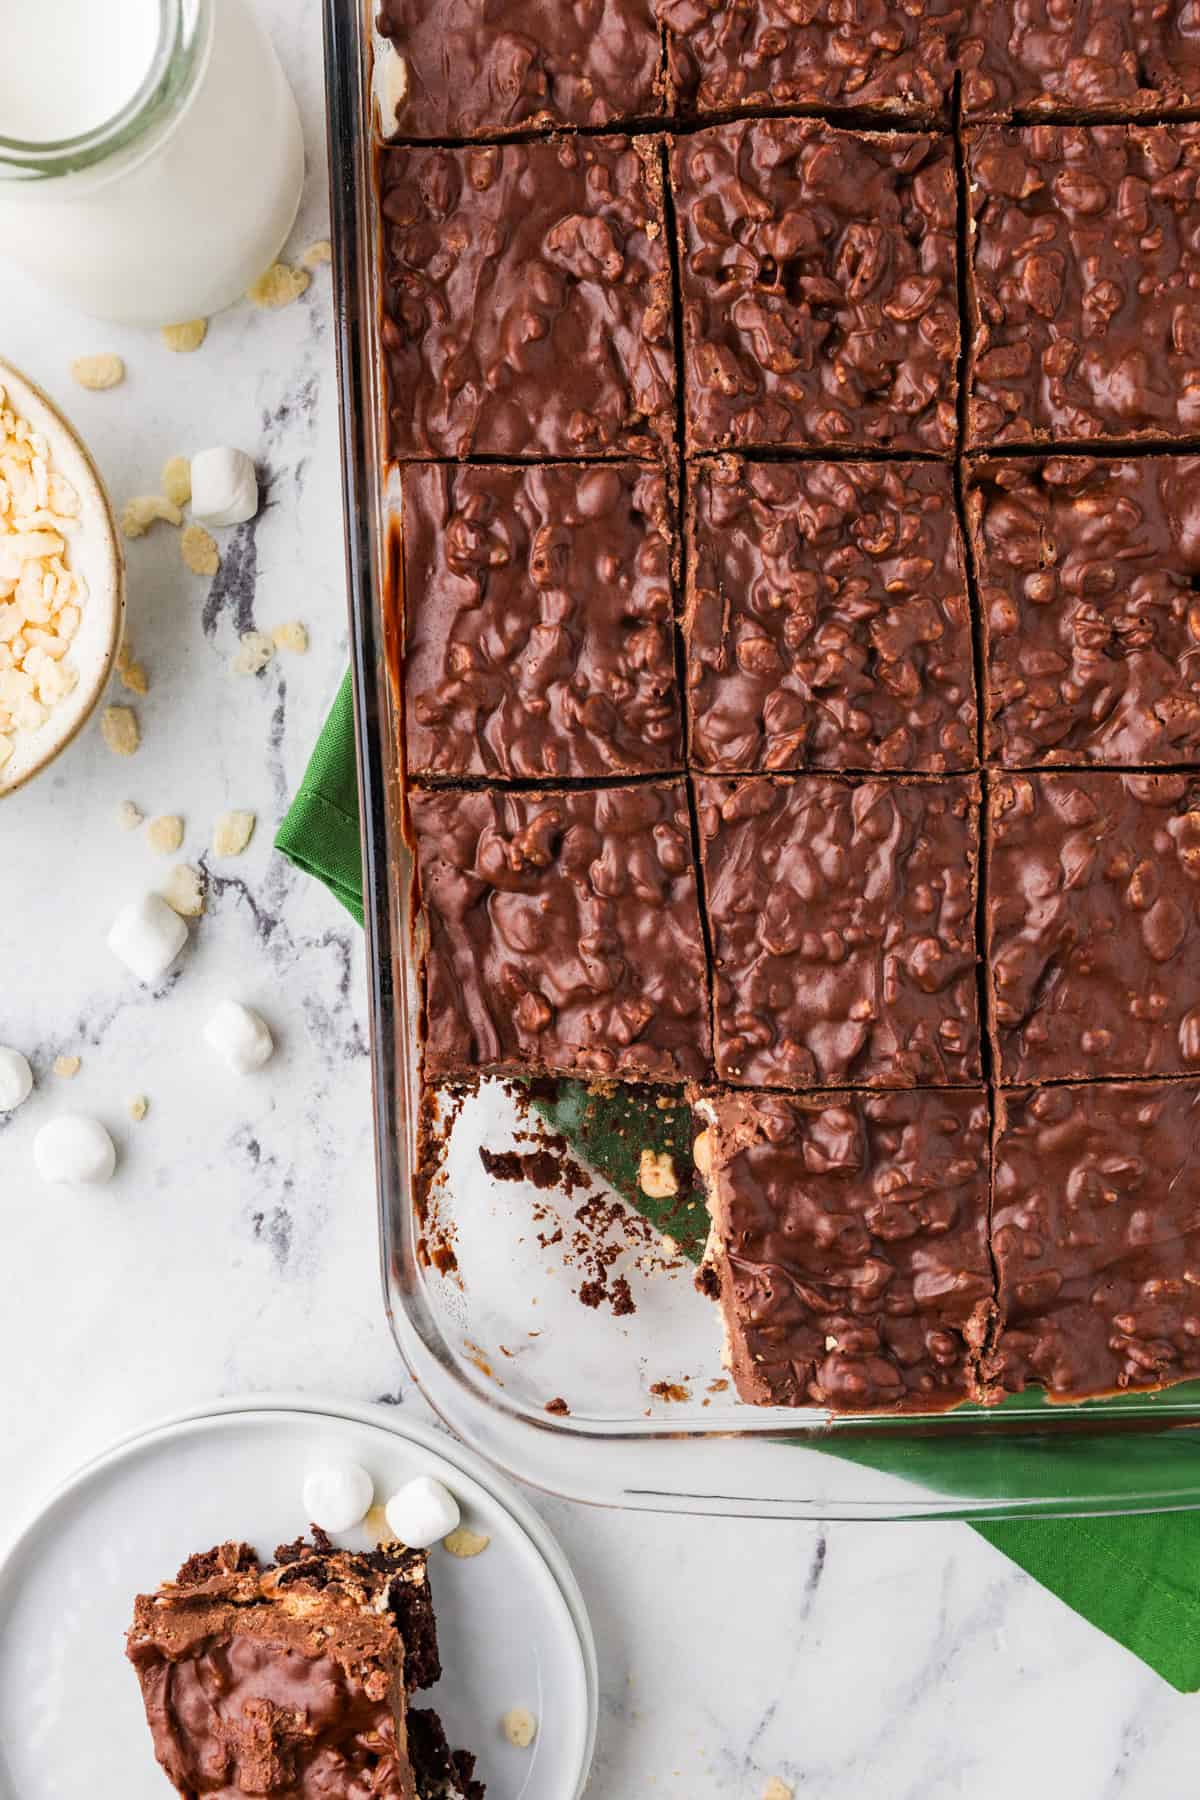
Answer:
xmin=403 ymin=461 xmax=682 ymax=782
xmin=695 ymin=1086 xmax=995 ymax=1411
xmin=986 ymin=770 xmax=1200 ymax=1083
xmin=125 ymin=1536 xmax=465 ymax=1800
xmin=966 ymin=123 xmax=1200 ymax=447
xmin=374 ymin=0 xmax=666 ymax=139
xmin=961 ymin=0 xmax=1200 ymax=121
xmin=380 ymin=136 xmax=675 ymax=460
xmin=696 ymin=774 xmax=982 ymax=1088
xmin=671 ymin=118 xmax=958 ymax=455
xmin=685 ymin=456 xmax=976 ymax=774
xmin=411 ymin=782 xmax=712 ymax=1083
xmin=988 ymin=1079 xmax=1200 ymax=1402
xmin=662 ymin=0 xmax=959 ymax=121
xmin=968 ymin=455 xmax=1200 ymax=767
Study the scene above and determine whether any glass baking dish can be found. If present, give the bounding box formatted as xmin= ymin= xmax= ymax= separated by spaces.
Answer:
xmin=321 ymin=0 xmax=1200 ymax=1518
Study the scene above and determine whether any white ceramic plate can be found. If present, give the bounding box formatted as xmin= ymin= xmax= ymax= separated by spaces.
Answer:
xmin=0 ymin=1396 xmax=596 ymax=1799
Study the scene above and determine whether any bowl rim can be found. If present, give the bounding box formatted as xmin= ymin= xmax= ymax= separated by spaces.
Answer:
xmin=0 ymin=355 xmax=125 ymax=798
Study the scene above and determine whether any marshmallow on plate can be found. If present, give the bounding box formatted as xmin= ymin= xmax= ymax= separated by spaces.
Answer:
xmin=384 ymin=1476 xmax=461 ymax=1549
xmin=35 ymin=1116 xmax=117 ymax=1185
xmin=203 ymin=1000 xmax=274 ymax=1073
xmin=190 ymin=448 xmax=259 ymax=527
xmin=108 ymin=895 xmax=188 ymax=985
xmin=0 ymin=1047 xmax=33 ymax=1112
xmin=302 ymin=1460 xmax=375 ymax=1534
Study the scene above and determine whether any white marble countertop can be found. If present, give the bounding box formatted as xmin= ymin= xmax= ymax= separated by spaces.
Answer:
xmin=2 ymin=6 xmax=1198 ymax=1795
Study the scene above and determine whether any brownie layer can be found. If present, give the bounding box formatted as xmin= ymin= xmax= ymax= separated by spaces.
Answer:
xmin=696 ymin=774 xmax=982 ymax=1089
xmin=686 ymin=456 xmax=976 ymax=774
xmin=968 ymin=455 xmax=1200 ymax=767
xmin=403 ymin=461 xmax=682 ymax=781
xmin=696 ymin=1086 xmax=995 ymax=1411
xmin=375 ymin=0 xmax=665 ymax=139
xmin=966 ymin=123 xmax=1200 ymax=447
xmin=380 ymin=136 xmax=675 ymax=460
xmin=671 ymin=118 xmax=958 ymax=455
xmin=988 ymin=1079 xmax=1200 ymax=1401
xmin=411 ymin=782 xmax=712 ymax=1083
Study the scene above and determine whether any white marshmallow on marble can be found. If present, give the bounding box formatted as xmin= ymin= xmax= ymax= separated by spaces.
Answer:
xmin=190 ymin=447 xmax=259 ymax=527
xmin=108 ymin=894 xmax=188 ymax=985
xmin=303 ymin=1460 xmax=375 ymax=1533
xmin=35 ymin=1115 xmax=116 ymax=1185
xmin=204 ymin=1000 xmax=274 ymax=1073
xmin=384 ymin=1476 xmax=461 ymax=1550
xmin=0 ymin=1047 xmax=33 ymax=1112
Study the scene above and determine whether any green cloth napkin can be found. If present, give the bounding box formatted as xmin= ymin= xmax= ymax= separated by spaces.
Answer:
xmin=277 ymin=674 xmax=1200 ymax=1692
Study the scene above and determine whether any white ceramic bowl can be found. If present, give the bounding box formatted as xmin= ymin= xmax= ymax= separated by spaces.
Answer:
xmin=0 ymin=357 xmax=124 ymax=797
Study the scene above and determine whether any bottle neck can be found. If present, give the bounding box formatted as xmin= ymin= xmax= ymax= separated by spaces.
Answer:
xmin=0 ymin=0 xmax=207 ymax=183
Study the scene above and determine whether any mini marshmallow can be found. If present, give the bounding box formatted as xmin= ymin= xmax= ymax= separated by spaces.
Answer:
xmin=189 ymin=447 xmax=259 ymax=527
xmin=302 ymin=1460 xmax=375 ymax=1534
xmin=35 ymin=1115 xmax=116 ymax=1185
xmin=108 ymin=894 xmax=188 ymax=985
xmin=0 ymin=1047 xmax=33 ymax=1112
xmin=384 ymin=1476 xmax=461 ymax=1550
xmin=204 ymin=1000 xmax=274 ymax=1073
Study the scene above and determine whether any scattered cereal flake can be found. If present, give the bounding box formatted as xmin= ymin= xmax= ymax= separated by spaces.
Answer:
xmin=364 ymin=1505 xmax=392 ymax=1548
xmin=163 ymin=862 xmax=205 ymax=918
xmin=502 ymin=1709 xmax=537 ymax=1750
xmin=121 ymin=494 xmax=182 ymax=539
xmin=129 ymin=1094 xmax=149 ymax=1122
xmin=71 ymin=353 xmax=124 ymax=391
xmin=763 ymin=1781 xmax=794 ymax=1800
xmin=303 ymin=239 xmax=333 ymax=268
xmin=101 ymin=706 xmax=139 ymax=757
xmin=161 ymin=318 xmax=208 ymax=353
xmin=272 ymin=619 xmax=309 ymax=656
xmin=161 ymin=455 xmax=192 ymax=507
xmin=232 ymin=631 xmax=274 ymax=676
xmin=53 ymin=1055 xmax=81 ymax=1079
xmin=212 ymin=810 xmax=255 ymax=858
xmin=181 ymin=523 xmax=219 ymax=576
xmin=117 ymin=800 xmax=144 ymax=831
xmin=117 ymin=645 xmax=149 ymax=696
xmin=639 ymin=1148 xmax=678 ymax=1199
xmin=148 ymin=814 xmax=184 ymax=856
xmin=443 ymin=1527 xmax=491 ymax=1559
xmin=247 ymin=262 xmax=311 ymax=309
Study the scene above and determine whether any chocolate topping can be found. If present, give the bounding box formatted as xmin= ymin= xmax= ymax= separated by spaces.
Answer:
xmin=672 ymin=119 xmax=959 ymax=454
xmin=411 ymin=783 xmax=712 ymax=1083
xmin=126 ymin=1539 xmax=442 ymax=1799
xmin=696 ymin=774 xmax=982 ymax=1088
xmin=375 ymin=0 xmax=665 ymax=139
xmin=403 ymin=462 xmax=682 ymax=781
xmin=698 ymin=1086 xmax=995 ymax=1412
xmin=662 ymin=0 xmax=959 ymax=121
xmin=686 ymin=456 xmax=977 ymax=774
xmin=969 ymin=455 xmax=1200 ymax=767
xmin=987 ymin=769 xmax=1200 ymax=1083
xmin=966 ymin=123 xmax=1200 ymax=447
xmin=988 ymin=1080 xmax=1200 ymax=1402
xmin=380 ymin=136 xmax=675 ymax=460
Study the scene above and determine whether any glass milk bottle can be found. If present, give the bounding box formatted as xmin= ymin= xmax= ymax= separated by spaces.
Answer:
xmin=0 ymin=0 xmax=305 ymax=325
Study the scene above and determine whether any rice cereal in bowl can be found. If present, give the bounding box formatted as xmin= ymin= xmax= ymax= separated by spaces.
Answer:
xmin=0 ymin=358 xmax=123 ymax=796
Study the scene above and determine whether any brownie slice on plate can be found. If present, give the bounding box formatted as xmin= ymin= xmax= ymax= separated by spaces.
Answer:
xmin=126 ymin=1534 xmax=482 ymax=1799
